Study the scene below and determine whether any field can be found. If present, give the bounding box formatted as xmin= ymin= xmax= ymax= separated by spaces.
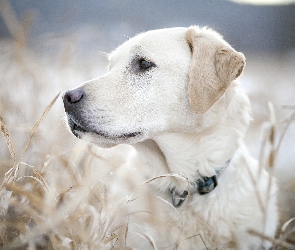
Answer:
xmin=0 ymin=7 xmax=295 ymax=249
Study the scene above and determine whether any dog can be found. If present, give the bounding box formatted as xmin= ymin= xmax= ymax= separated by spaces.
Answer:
xmin=63 ymin=26 xmax=278 ymax=249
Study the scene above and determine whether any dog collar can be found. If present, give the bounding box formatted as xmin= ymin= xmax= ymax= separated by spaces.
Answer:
xmin=170 ymin=160 xmax=230 ymax=208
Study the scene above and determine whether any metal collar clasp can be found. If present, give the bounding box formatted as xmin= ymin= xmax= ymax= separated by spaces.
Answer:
xmin=171 ymin=188 xmax=189 ymax=207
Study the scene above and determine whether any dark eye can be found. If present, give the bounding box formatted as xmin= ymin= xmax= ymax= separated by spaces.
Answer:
xmin=138 ymin=58 xmax=154 ymax=71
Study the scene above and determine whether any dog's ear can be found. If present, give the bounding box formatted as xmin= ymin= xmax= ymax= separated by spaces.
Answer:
xmin=186 ymin=26 xmax=245 ymax=114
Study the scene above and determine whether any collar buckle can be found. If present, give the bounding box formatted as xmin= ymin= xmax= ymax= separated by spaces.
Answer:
xmin=198 ymin=175 xmax=218 ymax=195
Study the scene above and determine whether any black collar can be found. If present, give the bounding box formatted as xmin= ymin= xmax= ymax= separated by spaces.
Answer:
xmin=170 ymin=160 xmax=230 ymax=208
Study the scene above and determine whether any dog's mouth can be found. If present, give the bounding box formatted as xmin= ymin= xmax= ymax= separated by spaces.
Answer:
xmin=67 ymin=116 xmax=142 ymax=141
xmin=71 ymin=122 xmax=88 ymax=138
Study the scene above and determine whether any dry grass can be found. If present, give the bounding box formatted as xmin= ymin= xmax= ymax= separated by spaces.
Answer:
xmin=0 ymin=1 xmax=295 ymax=249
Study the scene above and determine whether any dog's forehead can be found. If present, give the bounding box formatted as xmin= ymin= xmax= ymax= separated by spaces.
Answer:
xmin=109 ymin=27 xmax=187 ymax=63
xmin=135 ymin=27 xmax=187 ymax=47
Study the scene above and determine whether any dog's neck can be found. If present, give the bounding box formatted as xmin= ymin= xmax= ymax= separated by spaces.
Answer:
xmin=133 ymin=129 xmax=240 ymax=194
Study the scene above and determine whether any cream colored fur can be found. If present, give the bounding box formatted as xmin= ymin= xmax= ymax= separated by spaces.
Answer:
xmin=63 ymin=26 xmax=278 ymax=249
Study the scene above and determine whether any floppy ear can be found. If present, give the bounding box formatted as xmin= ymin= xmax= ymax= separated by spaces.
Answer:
xmin=186 ymin=26 xmax=245 ymax=114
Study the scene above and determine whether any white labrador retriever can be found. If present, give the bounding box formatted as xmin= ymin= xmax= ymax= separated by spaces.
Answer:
xmin=63 ymin=26 xmax=278 ymax=249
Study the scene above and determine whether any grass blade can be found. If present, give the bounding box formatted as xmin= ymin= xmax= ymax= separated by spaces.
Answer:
xmin=19 ymin=92 xmax=60 ymax=162
xmin=0 ymin=116 xmax=16 ymax=164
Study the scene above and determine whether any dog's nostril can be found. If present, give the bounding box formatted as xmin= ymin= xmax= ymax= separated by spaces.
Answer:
xmin=64 ymin=89 xmax=85 ymax=104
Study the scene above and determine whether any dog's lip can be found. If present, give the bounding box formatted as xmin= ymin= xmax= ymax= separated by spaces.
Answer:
xmin=71 ymin=122 xmax=88 ymax=138
xmin=117 ymin=131 xmax=142 ymax=139
xmin=68 ymin=117 xmax=142 ymax=140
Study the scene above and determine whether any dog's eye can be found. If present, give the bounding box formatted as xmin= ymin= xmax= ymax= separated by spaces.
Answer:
xmin=138 ymin=59 xmax=154 ymax=71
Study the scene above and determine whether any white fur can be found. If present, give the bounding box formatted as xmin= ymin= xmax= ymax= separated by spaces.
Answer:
xmin=64 ymin=26 xmax=278 ymax=249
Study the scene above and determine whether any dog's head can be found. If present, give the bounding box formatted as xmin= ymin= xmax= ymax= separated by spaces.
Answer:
xmin=63 ymin=26 xmax=246 ymax=147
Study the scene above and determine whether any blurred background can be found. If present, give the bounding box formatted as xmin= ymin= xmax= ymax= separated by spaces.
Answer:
xmin=0 ymin=0 xmax=294 ymax=223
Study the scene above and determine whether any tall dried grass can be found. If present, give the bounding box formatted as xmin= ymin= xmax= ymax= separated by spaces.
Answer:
xmin=0 ymin=1 xmax=294 ymax=249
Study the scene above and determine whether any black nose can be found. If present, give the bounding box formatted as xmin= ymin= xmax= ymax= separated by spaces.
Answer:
xmin=63 ymin=88 xmax=85 ymax=110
